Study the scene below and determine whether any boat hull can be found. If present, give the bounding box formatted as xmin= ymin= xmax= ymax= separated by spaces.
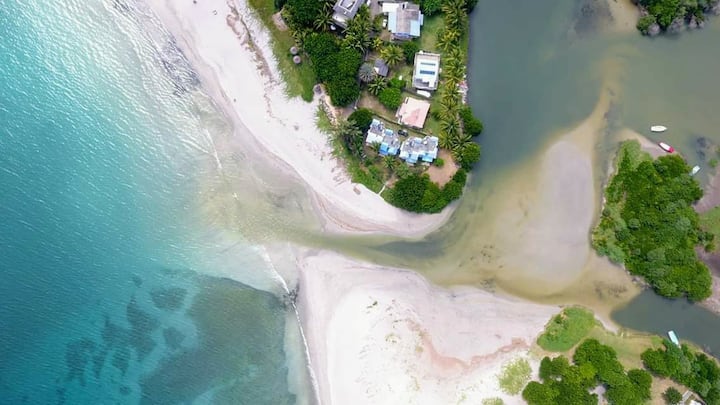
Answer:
xmin=650 ymin=125 xmax=668 ymax=133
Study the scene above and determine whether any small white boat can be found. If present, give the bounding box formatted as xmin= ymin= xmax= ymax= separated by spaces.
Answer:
xmin=658 ymin=142 xmax=675 ymax=153
xmin=668 ymin=330 xmax=680 ymax=346
xmin=650 ymin=125 xmax=668 ymax=133
xmin=691 ymin=165 xmax=701 ymax=176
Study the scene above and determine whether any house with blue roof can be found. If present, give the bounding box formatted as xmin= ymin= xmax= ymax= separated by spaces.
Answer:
xmin=365 ymin=119 xmax=401 ymax=156
xmin=399 ymin=136 xmax=439 ymax=164
xmin=386 ymin=2 xmax=424 ymax=40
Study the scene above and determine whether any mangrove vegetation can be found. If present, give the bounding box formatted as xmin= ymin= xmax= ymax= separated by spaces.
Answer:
xmin=592 ymin=140 xmax=712 ymax=301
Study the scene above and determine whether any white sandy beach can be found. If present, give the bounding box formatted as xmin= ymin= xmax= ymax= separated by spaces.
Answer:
xmin=146 ymin=0 xmax=452 ymax=238
xmin=296 ymin=250 xmax=560 ymax=405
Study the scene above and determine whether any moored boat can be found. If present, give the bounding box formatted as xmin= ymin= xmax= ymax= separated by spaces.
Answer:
xmin=658 ymin=142 xmax=674 ymax=153
xmin=650 ymin=125 xmax=668 ymax=133
xmin=691 ymin=165 xmax=700 ymax=176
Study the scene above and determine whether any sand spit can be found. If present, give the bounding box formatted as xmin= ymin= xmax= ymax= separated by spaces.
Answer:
xmin=146 ymin=0 xmax=451 ymax=238
xmin=296 ymin=250 xmax=560 ymax=405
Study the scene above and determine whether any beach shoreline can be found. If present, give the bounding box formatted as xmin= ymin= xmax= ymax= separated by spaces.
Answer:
xmin=295 ymin=249 xmax=560 ymax=405
xmin=145 ymin=0 xmax=453 ymax=239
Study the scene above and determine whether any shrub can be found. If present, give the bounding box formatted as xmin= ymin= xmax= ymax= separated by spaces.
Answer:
xmin=663 ymin=387 xmax=682 ymax=404
xmin=348 ymin=109 xmax=374 ymax=133
xmin=459 ymin=142 xmax=481 ymax=170
xmin=537 ymin=307 xmax=596 ymax=352
xmin=498 ymin=358 xmax=532 ymax=395
xmin=419 ymin=0 xmax=442 ymax=16
xmin=637 ymin=15 xmax=657 ymax=35
xmin=378 ymin=87 xmax=403 ymax=110
xmin=327 ymin=76 xmax=360 ymax=106
xmin=285 ymin=0 xmax=324 ymax=28
xmin=402 ymin=41 xmax=420 ymax=64
xmin=434 ymin=158 xmax=444 ymax=168
xmin=389 ymin=173 xmax=429 ymax=212
xmin=388 ymin=77 xmax=406 ymax=90
xmin=336 ymin=48 xmax=363 ymax=77
xmin=459 ymin=106 xmax=484 ymax=136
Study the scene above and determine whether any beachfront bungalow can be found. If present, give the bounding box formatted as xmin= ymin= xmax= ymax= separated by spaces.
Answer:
xmin=399 ymin=136 xmax=439 ymax=164
xmin=365 ymin=119 xmax=401 ymax=156
xmin=396 ymin=97 xmax=430 ymax=129
xmin=385 ymin=2 xmax=424 ymax=40
xmin=412 ymin=52 xmax=441 ymax=91
xmin=332 ymin=0 xmax=364 ymax=28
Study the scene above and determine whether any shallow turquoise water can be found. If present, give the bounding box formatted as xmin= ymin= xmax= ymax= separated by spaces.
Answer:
xmin=0 ymin=1 xmax=301 ymax=403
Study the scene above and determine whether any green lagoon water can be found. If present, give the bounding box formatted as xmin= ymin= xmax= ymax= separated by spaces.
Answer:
xmin=319 ymin=0 xmax=720 ymax=353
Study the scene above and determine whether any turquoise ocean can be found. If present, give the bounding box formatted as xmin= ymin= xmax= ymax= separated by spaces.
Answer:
xmin=0 ymin=1 xmax=309 ymax=403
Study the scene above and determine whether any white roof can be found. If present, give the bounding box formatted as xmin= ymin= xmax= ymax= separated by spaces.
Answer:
xmin=381 ymin=2 xmax=401 ymax=13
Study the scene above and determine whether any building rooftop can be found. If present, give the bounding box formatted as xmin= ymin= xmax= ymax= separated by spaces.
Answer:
xmin=365 ymin=119 xmax=401 ymax=156
xmin=399 ymin=136 xmax=439 ymax=164
xmin=396 ymin=97 xmax=430 ymax=129
xmin=412 ymin=51 xmax=441 ymax=90
xmin=374 ymin=58 xmax=389 ymax=77
xmin=387 ymin=2 xmax=423 ymax=39
xmin=333 ymin=0 xmax=364 ymax=28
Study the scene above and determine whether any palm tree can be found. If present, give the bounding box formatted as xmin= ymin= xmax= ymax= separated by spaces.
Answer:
xmin=344 ymin=31 xmax=372 ymax=53
xmin=371 ymin=37 xmax=384 ymax=51
xmin=383 ymin=155 xmax=396 ymax=173
xmin=367 ymin=78 xmax=387 ymax=96
xmin=334 ymin=119 xmax=363 ymax=157
xmin=440 ymin=90 xmax=460 ymax=113
xmin=358 ymin=63 xmax=377 ymax=83
xmin=441 ymin=116 xmax=462 ymax=138
xmin=437 ymin=28 xmax=460 ymax=53
xmin=438 ymin=130 xmax=454 ymax=150
xmin=380 ymin=45 xmax=404 ymax=67
xmin=313 ymin=11 xmax=333 ymax=31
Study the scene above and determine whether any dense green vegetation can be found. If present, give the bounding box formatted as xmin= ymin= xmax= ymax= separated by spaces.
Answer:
xmin=387 ymin=169 xmax=466 ymax=213
xmin=303 ymin=32 xmax=362 ymax=106
xmin=498 ymin=358 xmax=532 ymax=395
xmin=642 ymin=340 xmax=720 ymax=404
xmin=633 ymin=0 xmax=718 ymax=35
xmin=347 ymin=108 xmax=373 ymax=133
xmin=537 ymin=307 xmax=598 ymax=352
xmin=592 ymin=141 xmax=712 ymax=301
xmin=378 ymin=87 xmax=402 ymax=110
xmin=523 ymin=339 xmax=652 ymax=405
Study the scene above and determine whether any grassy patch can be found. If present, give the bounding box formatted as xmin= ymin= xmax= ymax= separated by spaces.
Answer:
xmin=585 ymin=326 xmax=662 ymax=370
xmin=315 ymin=105 xmax=333 ymax=134
xmin=246 ymin=0 xmax=315 ymax=101
xmin=497 ymin=358 xmax=531 ymax=395
xmin=418 ymin=15 xmax=444 ymax=51
xmin=481 ymin=398 xmax=504 ymax=405
xmin=700 ymin=206 xmax=720 ymax=252
xmin=537 ymin=307 xmax=598 ymax=352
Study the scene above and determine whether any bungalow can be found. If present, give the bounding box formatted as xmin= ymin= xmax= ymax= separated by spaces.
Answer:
xmin=365 ymin=119 xmax=401 ymax=156
xmin=412 ymin=51 xmax=441 ymax=91
xmin=332 ymin=0 xmax=364 ymax=28
xmin=396 ymin=97 xmax=430 ymax=129
xmin=399 ymin=136 xmax=439 ymax=164
xmin=386 ymin=2 xmax=424 ymax=40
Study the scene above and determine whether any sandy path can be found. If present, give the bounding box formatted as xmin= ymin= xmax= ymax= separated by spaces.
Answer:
xmin=146 ymin=0 xmax=452 ymax=238
xmin=296 ymin=250 xmax=560 ymax=405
